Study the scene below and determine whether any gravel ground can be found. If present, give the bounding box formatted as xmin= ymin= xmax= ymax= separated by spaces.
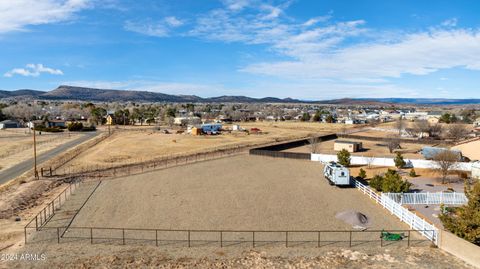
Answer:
xmin=3 ymin=243 xmax=472 ymax=269
xmin=69 ymin=155 xmax=410 ymax=233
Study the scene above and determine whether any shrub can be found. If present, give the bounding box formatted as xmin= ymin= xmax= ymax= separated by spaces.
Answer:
xmin=368 ymin=169 xmax=411 ymax=193
xmin=394 ymin=152 xmax=406 ymax=169
xmin=337 ymin=149 xmax=351 ymax=167
xmin=68 ymin=122 xmax=84 ymax=131
xmin=382 ymin=169 xmax=412 ymax=193
xmin=369 ymin=175 xmax=384 ymax=191
xmin=409 ymin=169 xmax=417 ymax=177
xmin=33 ymin=125 xmax=63 ymax=133
xmin=358 ymin=168 xmax=367 ymax=179
xmin=81 ymin=126 xmax=96 ymax=132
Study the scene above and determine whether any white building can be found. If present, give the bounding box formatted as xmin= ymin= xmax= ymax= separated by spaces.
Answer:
xmin=472 ymin=162 xmax=480 ymax=180
xmin=174 ymin=117 xmax=201 ymax=126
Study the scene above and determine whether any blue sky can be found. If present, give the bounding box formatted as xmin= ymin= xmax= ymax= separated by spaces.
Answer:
xmin=1 ymin=0 xmax=480 ymax=100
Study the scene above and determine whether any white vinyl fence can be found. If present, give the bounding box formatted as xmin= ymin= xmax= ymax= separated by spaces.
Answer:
xmin=385 ymin=192 xmax=468 ymax=205
xmin=353 ymin=179 xmax=438 ymax=244
xmin=311 ymin=153 xmax=473 ymax=171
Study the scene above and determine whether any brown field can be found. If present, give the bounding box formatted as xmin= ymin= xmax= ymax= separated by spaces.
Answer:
xmin=69 ymin=155 xmax=407 ymax=231
xmin=0 ymin=129 xmax=81 ymax=171
xmin=284 ymin=138 xmax=428 ymax=159
xmin=66 ymin=121 xmax=356 ymax=170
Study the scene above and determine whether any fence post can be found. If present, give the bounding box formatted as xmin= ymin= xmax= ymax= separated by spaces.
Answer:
xmin=188 ymin=230 xmax=191 ymax=247
xmin=90 ymin=228 xmax=93 ymax=244
xmin=317 ymin=232 xmax=321 ymax=248
xmin=35 ymin=216 xmax=38 ymax=231
xmin=41 ymin=167 xmax=44 ymax=177
xmin=24 ymin=227 xmax=27 ymax=244
xmin=252 ymin=231 xmax=255 ymax=248
xmin=155 ymin=230 xmax=158 ymax=247
xmin=57 ymin=227 xmax=60 ymax=243
xmin=285 ymin=231 xmax=288 ymax=247
xmin=220 ymin=231 xmax=223 ymax=248
xmin=380 ymin=233 xmax=383 ymax=247
xmin=407 ymin=230 xmax=411 ymax=247
xmin=349 ymin=231 xmax=352 ymax=247
xmin=122 ymin=229 xmax=125 ymax=245
xmin=50 ymin=167 xmax=52 ymax=176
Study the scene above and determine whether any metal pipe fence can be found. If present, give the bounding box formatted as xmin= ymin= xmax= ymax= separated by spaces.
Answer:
xmin=25 ymin=226 xmax=434 ymax=248
xmin=23 ymin=180 xmax=82 ymax=243
xmin=41 ymin=144 xmax=249 ymax=179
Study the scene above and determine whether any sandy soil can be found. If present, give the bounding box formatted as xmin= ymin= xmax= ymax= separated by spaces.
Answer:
xmin=3 ymin=243 xmax=471 ymax=269
xmin=66 ymin=121 xmax=354 ymax=170
xmin=284 ymin=139 xmax=427 ymax=159
xmin=0 ymin=131 xmax=81 ymax=171
xmin=70 ymin=155 xmax=407 ymax=232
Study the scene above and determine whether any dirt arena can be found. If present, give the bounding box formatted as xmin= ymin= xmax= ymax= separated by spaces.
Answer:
xmin=69 ymin=155 xmax=408 ymax=232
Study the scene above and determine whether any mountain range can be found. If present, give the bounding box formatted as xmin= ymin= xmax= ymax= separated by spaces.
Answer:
xmin=1 ymin=85 xmax=479 ymax=105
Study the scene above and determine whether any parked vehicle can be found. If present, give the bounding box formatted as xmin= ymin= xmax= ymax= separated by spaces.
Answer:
xmin=323 ymin=162 xmax=351 ymax=186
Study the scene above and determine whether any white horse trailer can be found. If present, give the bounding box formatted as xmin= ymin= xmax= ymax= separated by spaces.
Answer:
xmin=324 ymin=162 xmax=351 ymax=186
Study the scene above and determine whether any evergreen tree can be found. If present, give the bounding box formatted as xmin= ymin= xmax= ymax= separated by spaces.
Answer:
xmin=337 ymin=149 xmax=351 ymax=166
xmin=394 ymin=152 xmax=406 ymax=169
xmin=440 ymin=181 xmax=480 ymax=245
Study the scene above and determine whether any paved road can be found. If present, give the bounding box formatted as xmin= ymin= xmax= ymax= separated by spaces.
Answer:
xmin=0 ymin=131 xmax=100 ymax=185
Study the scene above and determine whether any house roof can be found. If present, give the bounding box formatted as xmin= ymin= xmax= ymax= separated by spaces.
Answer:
xmin=335 ymin=140 xmax=361 ymax=145
xmin=0 ymin=120 xmax=19 ymax=124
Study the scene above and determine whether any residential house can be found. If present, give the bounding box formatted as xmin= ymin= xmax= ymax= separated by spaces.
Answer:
xmin=0 ymin=120 xmax=20 ymax=129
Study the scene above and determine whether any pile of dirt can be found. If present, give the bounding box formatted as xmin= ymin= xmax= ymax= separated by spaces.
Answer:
xmin=336 ymin=210 xmax=371 ymax=230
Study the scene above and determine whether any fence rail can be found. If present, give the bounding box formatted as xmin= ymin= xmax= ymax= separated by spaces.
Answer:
xmin=25 ymin=226 xmax=434 ymax=248
xmin=385 ymin=192 xmax=468 ymax=205
xmin=41 ymin=145 xmax=247 ymax=179
xmin=23 ymin=180 xmax=81 ymax=242
xmin=249 ymin=149 xmax=311 ymax=159
xmin=353 ymin=179 xmax=438 ymax=244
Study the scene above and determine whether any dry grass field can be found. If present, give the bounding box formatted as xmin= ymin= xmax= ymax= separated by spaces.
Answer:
xmin=66 ymin=121 xmax=356 ymax=170
xmin=69 ymin=155 xmax=407 ymax=232
xmin=0 ymin=129 xmax=81 ymax=171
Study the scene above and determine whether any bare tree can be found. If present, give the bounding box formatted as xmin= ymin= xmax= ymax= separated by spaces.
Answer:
xmin=413 ymin=119 xmax=430 ymax=138
xmin=429 ymin=123 xmax=443 ymax=138
xmin=446 ymin=124 xmax=469 ymax=143
xmin=386 ymin=135 xmax=401 ymax=153
xmin=309 ymin=137 xmax=320 ymax=153
xmin=432 ymin=150 xmax=459 ymax=184
xmin=395 ymin=118 xmax=405 ymax=136
xmin=364 ymin=155 xmax=375 ymax=168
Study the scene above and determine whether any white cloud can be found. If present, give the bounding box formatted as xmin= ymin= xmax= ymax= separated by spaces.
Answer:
xmin=302 ymin=15 xmax=332 ymax=27
xmin=164 ymin=16 xmax=183 ymax=27
xmin=242 ymin=29 xmax=480 ymax=80
xmin=4 ymin=63 xmax=63 ymax=77
xmin=124 ymin=16 xmax=184 ymax=37
xmin=441 ymin=18 xmax=458 ymax=27
xmin=221 ymin=0 xmax=251 ymax=11
xmin=0 ymin=0 xmax=92 ymax=33
xmin=124 ymin=20 xmax=169 ymax=37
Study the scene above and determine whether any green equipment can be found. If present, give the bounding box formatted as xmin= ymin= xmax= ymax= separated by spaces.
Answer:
xmin=380 ymin=230 xmax=405 ymax=241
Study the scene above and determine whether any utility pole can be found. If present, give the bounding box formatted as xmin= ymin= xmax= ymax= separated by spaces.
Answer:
xmin=32 ymin=122 xmax=39 ymax=179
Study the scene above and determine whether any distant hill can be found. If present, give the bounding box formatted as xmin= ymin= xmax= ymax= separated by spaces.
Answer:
xmin=1 ymin=85 xmax=480 ymax=105
xmin=1 ymin=85 xmax=305 ymax=103
xmin=353 ymin=98 xmax=480 ymax=105
xmin=0 ymin=89 xmax=45 ymax=99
